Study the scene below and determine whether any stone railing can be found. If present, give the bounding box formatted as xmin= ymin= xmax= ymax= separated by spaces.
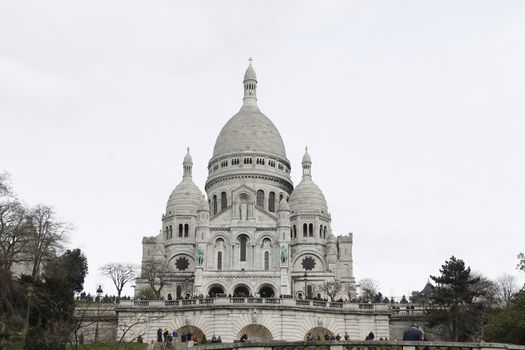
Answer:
xmin=117 ymin=298 xmax=390 ymax=312
xmin=193 ymin=341 xmax=525 ymax=350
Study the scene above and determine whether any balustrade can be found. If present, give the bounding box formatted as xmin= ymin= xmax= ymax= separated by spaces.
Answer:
xmin=118 ymin=298 xmax=407 ymax=313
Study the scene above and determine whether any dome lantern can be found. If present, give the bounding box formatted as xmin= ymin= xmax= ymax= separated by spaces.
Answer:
xmin=302 ymin=147 xmax=312 ymax=178
xmin=243 ymin=58 xmax=257 ymax=105
xmin=183 ymin=147 xmax=193 ymax=178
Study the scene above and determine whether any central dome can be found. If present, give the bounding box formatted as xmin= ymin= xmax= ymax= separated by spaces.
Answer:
xmin=211 ymin=63 xmax=287 ymax=162
xmin=212 ymin=104 xmax=287 ymax=160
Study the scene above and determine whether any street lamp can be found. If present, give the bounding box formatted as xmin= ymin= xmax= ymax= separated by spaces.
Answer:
xmin=303 ymin=272 xmax=308 ymax=300
xmin=96 ymin=285 xmax=103 ymax=301
xmin=95 ymin=285 xmax=103 ymax=343
xmin=25 ymin=285 xmax=33 ymax=333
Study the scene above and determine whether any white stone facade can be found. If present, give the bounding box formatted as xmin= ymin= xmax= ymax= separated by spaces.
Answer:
xmin=136 ymin=63 xmax=356 ymax=301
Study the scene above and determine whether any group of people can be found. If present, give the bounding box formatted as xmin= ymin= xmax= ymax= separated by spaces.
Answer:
xmin=306 ymin=333 xmax=350 ymax=341
xmin=157 ymin=328 xmax=197 ymax=345
xmin=210 ymin=335 xmax=223 ymax=343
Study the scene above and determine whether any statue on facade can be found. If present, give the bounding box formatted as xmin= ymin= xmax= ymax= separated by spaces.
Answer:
xmin=280 ymin=245 xmax=288 ymax=264
xmin=196 ymin=246 xmax=204 ymax=266
xmin=240 ymin=199 xmax=248 ymax=221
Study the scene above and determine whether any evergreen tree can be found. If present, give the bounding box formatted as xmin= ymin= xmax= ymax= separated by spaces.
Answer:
xmin=484 ymin=290 xmax=525 ymax=344
xmin=427 ymin=256 xmax=485 ymax=341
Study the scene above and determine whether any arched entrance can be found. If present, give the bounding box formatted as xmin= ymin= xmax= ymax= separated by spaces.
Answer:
xmin=208 ymin=285 xmax=225 ymax=297
xmin=304 ymin=327 xmax=333 ymax=341
xmin=233 ymin=284 xmax=250 ymax=297
xmin=237 ymin=324 xmax=273 ymax=342
xmin=258 ymin=285 xmax=275 ymax=298
xmin=176 ymin=325 xmax=205 ymax=343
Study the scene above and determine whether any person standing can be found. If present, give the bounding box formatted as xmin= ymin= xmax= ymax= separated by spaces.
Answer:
xmin=403 ymin=324 xmax=423 ymax=341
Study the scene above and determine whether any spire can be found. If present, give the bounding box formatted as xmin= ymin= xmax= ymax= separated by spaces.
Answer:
xmin=183 ymin=147 xmax=193 ymax=178
xmin=302 ymin=147 xmax=312 ymax=178
xmin=243 ymin=58 xmax=258 ymax=106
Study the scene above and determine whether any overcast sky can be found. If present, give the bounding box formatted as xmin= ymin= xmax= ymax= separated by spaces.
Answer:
xmin=1 ymin=0 xmax=524 ymax=298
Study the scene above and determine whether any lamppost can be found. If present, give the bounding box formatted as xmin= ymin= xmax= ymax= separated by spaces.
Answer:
xmin=303 ymin=272 xmax=308 ymax=300
xmin=25 ymin=284 xmax=33 ymax=333
xmin=95 ymin=285 xmax=103 ymax=343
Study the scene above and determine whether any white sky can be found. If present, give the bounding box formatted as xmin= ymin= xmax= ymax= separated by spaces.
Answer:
xmin=1 ymin=0 xmax=524 ymax=298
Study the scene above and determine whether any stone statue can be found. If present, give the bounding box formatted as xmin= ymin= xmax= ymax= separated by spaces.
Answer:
xmin=240 ymin=199 xmax=248 ymax=221
xmin=280 ymin=245 xmax=288 ymax=264
xmin=196 ymin=246 xmax=204 ymax=266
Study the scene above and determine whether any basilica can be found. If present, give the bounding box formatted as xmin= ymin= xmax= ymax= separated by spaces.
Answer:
xmin=136 ymin=63 xmax=356 ymax=301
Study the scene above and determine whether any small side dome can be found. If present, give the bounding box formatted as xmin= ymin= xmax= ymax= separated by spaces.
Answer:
xmin=289 ymin=148 xmax=328 ymax=214
xmin=166 ymin=150 xmax=203 ymax=215
xmin=327 ymin=233 xmax=336 ymax=242
xmin=278 ymin=197 xmax=290 ymax=211
xmin=166 ymin=180 xmax=202 ymax=215
xmin=289 ymin=178 xmax=328 ymax=213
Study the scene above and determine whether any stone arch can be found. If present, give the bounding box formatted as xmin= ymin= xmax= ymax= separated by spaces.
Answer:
xmin=232 ymin=283 xmax=251 ymax=297
xmin=207 ymin=283 xmax=227 ymax=297
xmin=304 ymin=327 xmax=333 ymax=341
xmin=211 ymin=233 xmax=230 ymax=245
xmin=257 ymin=283 xmax=275 ymax=298
xmin=237 ymin=324 xmax=273 ymax=342
xmin=256 ymin=234 xmax=273 ymax=246
xmin=255 ymin=281 xmax=278 ymax=297
xmin=176 ymin=325 xmax=205 ymax=343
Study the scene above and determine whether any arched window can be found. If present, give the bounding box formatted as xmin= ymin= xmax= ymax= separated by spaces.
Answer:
xmin=303 ymin=223 xmax=307 ymax=237
xmin=184 ymin=224 xmax=189 ymax=237
xmin=279 ymin=193 xmax=284 ymax=203
xmin=309 ymin=223 xmax=313 ymax=237
xmin=268 ymin=191 xmax=275 ymax=212
xmin=217 ymin=251 xmax=222 ymax=271
xmin=256 ymin=190 xmax=264 ymax=208
xmin=213 ymin=195 xmax=217 ymax=215
xmin=324 ymin=226 xmax=327 ymax=239
xmin=240 ymin=236 xmax=247 ymax=262
xmin=169 ymin=225 xmax=173 ymax=239
xmin=176 ymin=285 xmax=182 ymax=299
xmin=290 ymin=228 xmax=293 ymax=239
xmin=319 ymin=225 xmax=323 ymax=238
xmin=178 ymin=224 xmax=183 ymax=237
xmin=166 ymin=226 xmax=169 ymax=239
xmin=307 ymin=285 xmax=313 ymax=299
xmin=264 ymin=251 xmax=270 ymax=270
xmin=293 ymin=225 xmax=297 ymax=238
xmin=221 ymin=191 xmax=227 ymax=211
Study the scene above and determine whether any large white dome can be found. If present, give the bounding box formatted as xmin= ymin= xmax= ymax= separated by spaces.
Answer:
xmin=212 ymin=104 xmax=287 ymax=160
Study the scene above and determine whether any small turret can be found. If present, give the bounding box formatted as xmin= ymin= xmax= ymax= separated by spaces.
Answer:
xmin=243 ymin=58 xmax=258 ymax=106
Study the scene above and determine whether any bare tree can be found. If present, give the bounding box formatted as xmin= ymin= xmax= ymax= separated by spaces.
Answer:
xmin=495 ymin=273 xmax=518 ymax=307
xmin=0 ymin=175 xmax=29 ymax=271
xmin=358 ymin=278 xmax=379 ymax=302
xmin=141 ymin=260 xmax=172 ymax=300
xmin=318 ymin=280 xmax=343 ymax=301
xmin=100 ymin=263 xmax=138 ymax=298
xmin=26 ymin=205 xmax=70 ymax=278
